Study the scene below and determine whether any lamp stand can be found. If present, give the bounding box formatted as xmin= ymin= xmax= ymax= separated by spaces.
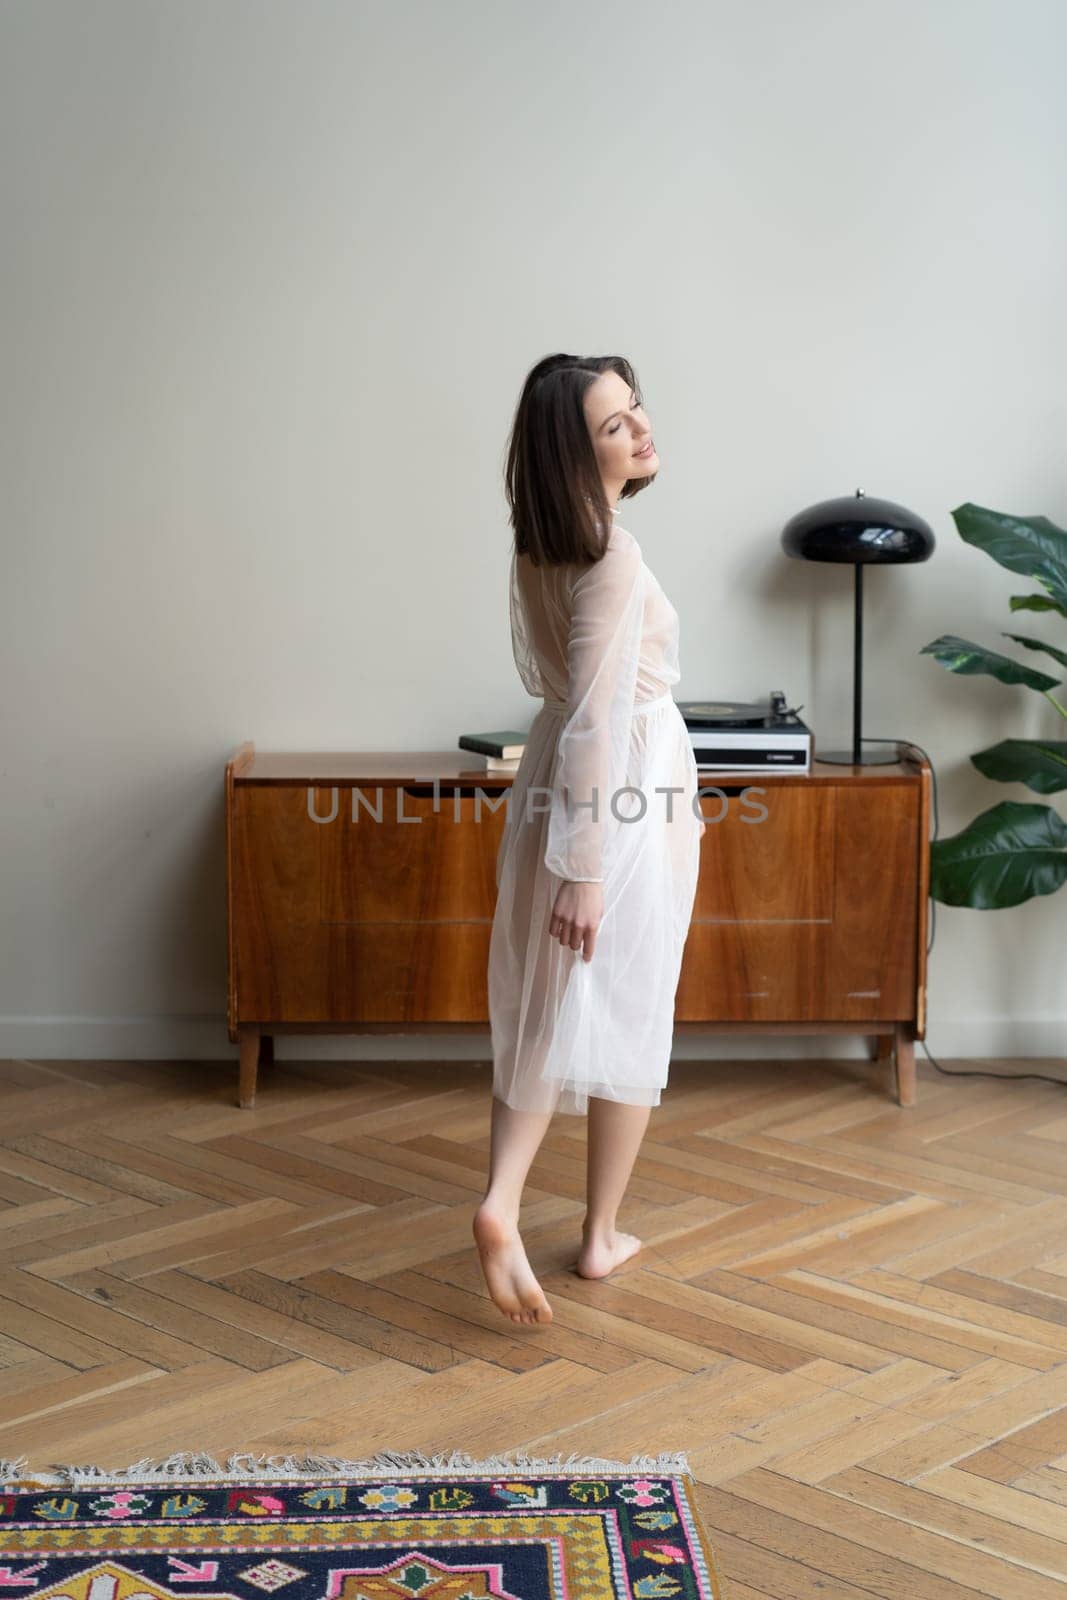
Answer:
xmin=818 ymin=564 xmax=900 ymax=766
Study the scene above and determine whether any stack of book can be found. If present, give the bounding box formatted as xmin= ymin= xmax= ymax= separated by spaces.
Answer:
xmin=458 ymin=729 xmax=527 ymax=772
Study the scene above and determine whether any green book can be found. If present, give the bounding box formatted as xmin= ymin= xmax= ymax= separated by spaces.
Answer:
xmin=458 ymin=730 xmax=527 ymax=759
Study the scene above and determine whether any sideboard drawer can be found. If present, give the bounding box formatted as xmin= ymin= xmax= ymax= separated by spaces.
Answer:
xmin=319 ymin=784 xmax=507 ymax=923
xmin=232 ymin=783 xmax=506 ymax=1024
xmin=695 ymin=784 xmax=835 ymax=922
xmin=679 ymin=778 xmax=919 ymax=1021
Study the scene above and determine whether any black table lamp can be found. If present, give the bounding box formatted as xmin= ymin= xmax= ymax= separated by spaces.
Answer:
xmin=781 ymin=487 xmax=936 ymax=765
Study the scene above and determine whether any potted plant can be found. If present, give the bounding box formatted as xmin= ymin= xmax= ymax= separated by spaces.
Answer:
xmin=920 ymin=502 xmax=1067 ymax=907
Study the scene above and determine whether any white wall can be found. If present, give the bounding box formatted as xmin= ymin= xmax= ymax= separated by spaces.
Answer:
xmin=3 ymin=0 xmax=1065 ymax=1068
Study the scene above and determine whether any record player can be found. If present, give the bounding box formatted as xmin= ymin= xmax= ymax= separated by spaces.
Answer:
xmin=677 ymin=689 xmax=813 ymax=773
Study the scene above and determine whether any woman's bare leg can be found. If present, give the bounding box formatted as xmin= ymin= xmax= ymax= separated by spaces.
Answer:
xmin=576 ymin=1096 xmax=652 ymax=1278
xmin=473 ymin=1094 xmax=555 ymax=1325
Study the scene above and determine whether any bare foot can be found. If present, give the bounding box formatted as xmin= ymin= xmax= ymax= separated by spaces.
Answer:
xmin=575 ymin=1229 xmax=642 ymax=1279
xmin=473 ymin=1200 xmax=553 ymax=1325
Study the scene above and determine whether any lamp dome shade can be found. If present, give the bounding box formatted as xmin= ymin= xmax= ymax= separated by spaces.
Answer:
xmin=781 ymin=489 xmax=935 ymax=565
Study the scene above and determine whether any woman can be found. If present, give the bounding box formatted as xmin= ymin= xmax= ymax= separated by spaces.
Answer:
xmin=475 ymin=354 xmax=705 ymax=1327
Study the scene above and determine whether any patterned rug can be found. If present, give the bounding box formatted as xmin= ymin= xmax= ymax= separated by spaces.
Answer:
xmin=0 ymin=1449 xmax=729 ymax=1600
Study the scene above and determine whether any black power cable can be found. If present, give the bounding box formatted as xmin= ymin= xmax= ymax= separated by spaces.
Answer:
xmin=862 ymin=736 xmax=1065 ymax=1090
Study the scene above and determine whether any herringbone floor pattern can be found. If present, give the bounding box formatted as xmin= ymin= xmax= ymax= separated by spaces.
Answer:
xmin=1 ymin=1052 xmax=1066 ymax=1598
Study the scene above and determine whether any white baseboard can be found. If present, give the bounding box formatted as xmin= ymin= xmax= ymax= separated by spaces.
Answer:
xmin=0 ymin=1015 xmax=1063 ymax=1062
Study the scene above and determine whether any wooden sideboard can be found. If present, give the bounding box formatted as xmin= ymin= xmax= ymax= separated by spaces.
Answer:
xmin=226 ymin=743 xmax=930 ymax=1111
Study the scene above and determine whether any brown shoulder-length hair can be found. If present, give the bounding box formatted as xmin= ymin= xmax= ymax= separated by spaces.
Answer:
xmin=504 ymin=353 xmax=655 ymax=567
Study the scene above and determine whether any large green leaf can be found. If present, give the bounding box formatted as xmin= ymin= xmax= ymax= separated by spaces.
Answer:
xmin=952 ymin=503 xmax=1067 ymax=610
xmin=929 ymin=799 xmax=1067 ymax=907
xmin=1010 ymin=593 xmax=1067 ymax=618
xmin=1001 ymin=632 xmax=1067 ymax=671
xmin=971 ymin=738 xmax=1067 ymax=794
xmin=919 ymin=634 xmax=1061 ymax=691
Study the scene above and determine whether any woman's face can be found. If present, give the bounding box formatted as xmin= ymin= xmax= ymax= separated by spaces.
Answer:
xmin=584 ymin=370 xmax=657 ymax=488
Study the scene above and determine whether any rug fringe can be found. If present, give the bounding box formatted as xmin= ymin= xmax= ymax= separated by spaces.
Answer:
xmin=0 ymin=1447 xmax=691 ymax=1488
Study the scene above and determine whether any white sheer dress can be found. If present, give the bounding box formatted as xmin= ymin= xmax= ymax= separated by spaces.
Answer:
xmin=487 ymin=519 xmax=702 ymax=1116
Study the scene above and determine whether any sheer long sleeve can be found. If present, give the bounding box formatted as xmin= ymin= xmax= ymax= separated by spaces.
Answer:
xmin=508 ymin=547 xmax=544 ymax=696
xmin=544 ymin=528 xmax=645 ymax=883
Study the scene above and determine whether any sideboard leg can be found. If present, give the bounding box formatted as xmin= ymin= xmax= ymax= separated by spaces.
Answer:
xmin=868 ymin=1034 xmax=893 ymax=1062
xmin=894 ymin=1024 xmax=917 ymax=1107
xmin=238 ymin=1033 xmax=260 ymax=1109
xmin=260 ymin=1034 xmax=275 ymax=1067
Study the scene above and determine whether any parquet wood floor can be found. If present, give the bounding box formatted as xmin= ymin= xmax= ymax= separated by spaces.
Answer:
xmin=1 ymin=1052 xmax=1065 ymax=1598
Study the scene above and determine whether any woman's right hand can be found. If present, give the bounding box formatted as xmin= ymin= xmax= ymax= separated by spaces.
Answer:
xmin=549 ymin=880 xmax=604 ymax=963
